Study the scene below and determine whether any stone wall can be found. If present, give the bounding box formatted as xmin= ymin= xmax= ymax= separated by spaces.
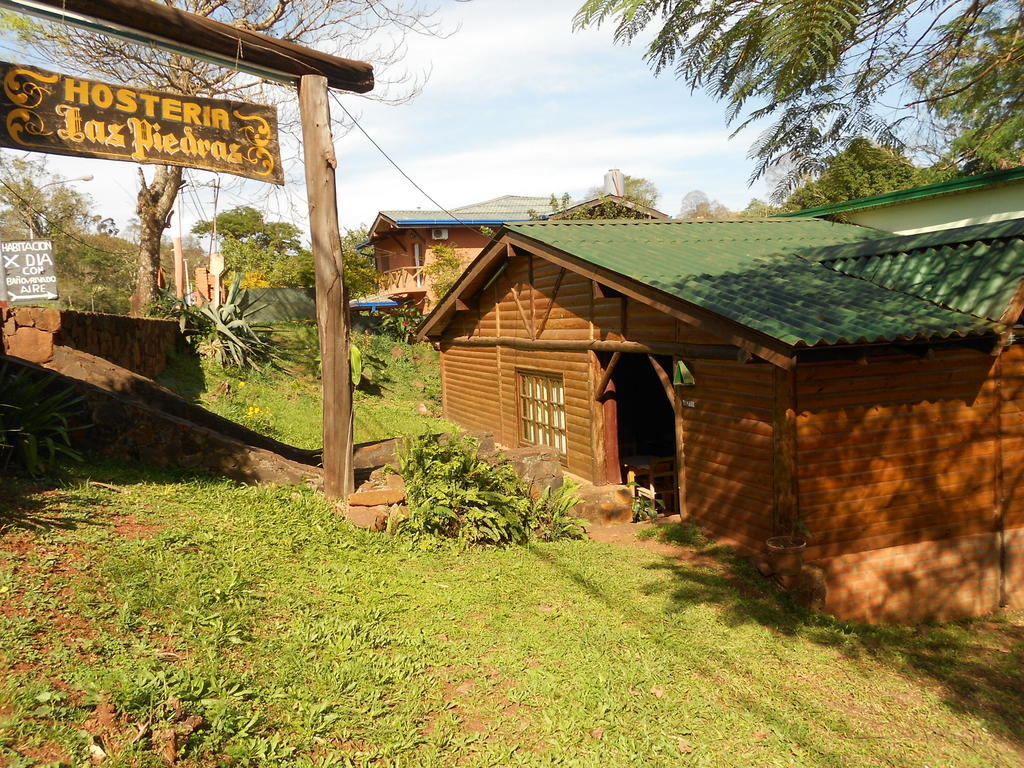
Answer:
xmin=1 ymin=307 xmax=180 ymax=378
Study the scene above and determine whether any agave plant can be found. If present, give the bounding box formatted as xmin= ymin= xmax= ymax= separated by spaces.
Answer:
xmin=196 ymin=273 xmax=277 ymax=369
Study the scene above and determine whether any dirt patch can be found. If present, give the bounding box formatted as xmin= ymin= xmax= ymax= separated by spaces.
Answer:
xmin=112 ymin=514 xmax=163 ymax=539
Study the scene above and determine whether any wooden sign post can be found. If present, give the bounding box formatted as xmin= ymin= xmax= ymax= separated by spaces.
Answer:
xmin=300 ymin=75 xmax=354 ymax=498
xmin=2 ymin=0 xmax=373 ymax=500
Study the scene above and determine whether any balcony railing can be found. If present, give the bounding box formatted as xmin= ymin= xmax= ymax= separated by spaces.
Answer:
xmin=380 ymin=265 xmax=427 ymax=295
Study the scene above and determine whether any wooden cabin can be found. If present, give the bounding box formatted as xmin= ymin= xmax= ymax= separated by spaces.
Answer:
xmin=420 ymin=217 xmax=1024 ymax=623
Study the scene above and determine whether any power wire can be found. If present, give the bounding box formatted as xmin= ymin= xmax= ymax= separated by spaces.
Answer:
xmin=329 ymin=93 xmax=523 ymax=247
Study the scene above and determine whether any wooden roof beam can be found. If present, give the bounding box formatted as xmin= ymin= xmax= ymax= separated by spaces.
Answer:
xmin=3 ymin=0 xmax=374 ymax=93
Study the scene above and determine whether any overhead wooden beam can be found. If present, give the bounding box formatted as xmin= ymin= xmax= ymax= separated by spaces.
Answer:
xmin=6 ymin=0 xmax=374 ymax=92
xmin=510 ymin=285 xmax=534 ymax=339
xmin=442 ymin=335 xmax=741 ymax=360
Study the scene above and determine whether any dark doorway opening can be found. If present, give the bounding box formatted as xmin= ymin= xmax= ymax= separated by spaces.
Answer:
xmin=598 ymin=352 xmax=678 ymax=513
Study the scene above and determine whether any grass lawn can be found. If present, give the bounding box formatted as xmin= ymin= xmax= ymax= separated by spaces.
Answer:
xmin=2 ymin=464 xmax=1023 ymax=767
xmin=155 ymin=323 xmax=453 ymax=449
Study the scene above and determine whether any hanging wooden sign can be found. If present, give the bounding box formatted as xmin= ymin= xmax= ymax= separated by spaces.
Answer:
xmin=0 ymin=62 xmax=284 ymax=185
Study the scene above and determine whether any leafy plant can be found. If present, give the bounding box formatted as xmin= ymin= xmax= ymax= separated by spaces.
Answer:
xmin=195 ymin=273 xmax=277 ymax=369
xmin=627 ymin=481 xmax=664 ymax=522
xmin=0 ymin=363 xmax=84 ymax=476
xmin=424 ymin=242 xmax=462 ymax=299
xmin=396 ymin=434 xmax=583 ymax=546
xmin=376 ymin=305 xmax=423 ymax=343
xmin=530 ymin=480 xmax=587 ymax=541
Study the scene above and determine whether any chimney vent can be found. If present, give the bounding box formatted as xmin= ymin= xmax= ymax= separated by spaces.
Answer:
xmin=603 ymin=168 xmax=625 ymax=197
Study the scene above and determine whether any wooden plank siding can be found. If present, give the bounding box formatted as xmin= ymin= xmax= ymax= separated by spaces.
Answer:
xmin=439 ymin=251 xmax=755 ymax=490
xmin=681 ymin=360 xmax=775 ymax=551
xmin=795 ymin=348 xmax=999 ymax=561
xmin=1001 ymin=343 xmax=1024 ymax=608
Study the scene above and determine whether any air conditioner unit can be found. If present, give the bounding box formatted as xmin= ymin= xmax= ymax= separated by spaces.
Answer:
xmin=430 ymin=227 xmax=448 ymax=240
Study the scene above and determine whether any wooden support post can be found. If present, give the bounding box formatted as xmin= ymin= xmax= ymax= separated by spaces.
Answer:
xmin=300 ymin=74 xmax=353 ymax=499
xmin=673 ymin=365 xmax=687 ymax=518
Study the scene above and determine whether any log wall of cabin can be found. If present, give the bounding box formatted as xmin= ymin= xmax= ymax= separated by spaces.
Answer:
xmin=794 ymin=348 xmax=1002 ymax=622
xmin=680 ymin=359 xmax=776 ymax=551
xmin=1001 ymin=343 xmax=1024 ymax=609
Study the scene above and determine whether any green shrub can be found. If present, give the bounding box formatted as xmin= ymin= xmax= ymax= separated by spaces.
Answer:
xmin=396 ymin=434 xmax=585 ymax=546
xmin=376 ymin=305 xmax=423 ymax=343
xmin=0 ymin=363 xmax=84 ymax=476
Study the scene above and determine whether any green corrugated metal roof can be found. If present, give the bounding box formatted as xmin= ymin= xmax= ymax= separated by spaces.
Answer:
xmin=504 ymin=219 xmax=1005 ymax=347
xmin=776 ymin=165 xmax=1024 ymax=219
xmin=813 ymin=219 xmax=1024 ymax=321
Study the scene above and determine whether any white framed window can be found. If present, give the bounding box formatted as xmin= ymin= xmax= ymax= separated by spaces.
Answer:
xmin=518 ymin=370 xmax=567 ymax=455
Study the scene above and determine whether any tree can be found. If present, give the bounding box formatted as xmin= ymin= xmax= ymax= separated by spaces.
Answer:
xmin=424 ymin=242 xmax=461 ymax=299
xmin=193 ymin=205 xmax=312 ymax=288
xmin=920 ymin=12 xmax=1024 ymax=173
xmin=574 ymin=1 xmax=1024 ymax=192
xmin=734 ymin=199 xmax=779 ymax=219
xmin=340 ymin=227 xmax=379 ymax=300
xmin=18 ymin=0 xmax=449 ymax=314
xmin=0 ymin=154 xmax=95 ymax=239
xmin=678 ymin=190 xmax=730 ymax=219
xmin=193 ymin=208 xmax=379 ymax=297
xmin=781 ymin=139 xmax=926 ymax=211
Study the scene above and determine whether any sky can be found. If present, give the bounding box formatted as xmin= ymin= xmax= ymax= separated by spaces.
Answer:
xmin=2 ymin=0 xmax=772 ymax=240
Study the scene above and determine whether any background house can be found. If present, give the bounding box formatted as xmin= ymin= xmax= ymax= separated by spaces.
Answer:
xmin=778 ymin=166 xmax=1024 ymax=234
xmin=421 ymin=217 xmax=1024 ymax=623
xmin=363 ymin=195 xmax=559 ymax=307
xmin=364 ymin=171 xmax=669 ymax=308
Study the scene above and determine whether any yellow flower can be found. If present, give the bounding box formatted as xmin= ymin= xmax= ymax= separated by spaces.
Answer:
xmin=238 ymin=380 xmax=247 ymax=388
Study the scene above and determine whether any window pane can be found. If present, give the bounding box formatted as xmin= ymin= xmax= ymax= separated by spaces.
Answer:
xmin=517 ymin=371 xmax=566 ymax=456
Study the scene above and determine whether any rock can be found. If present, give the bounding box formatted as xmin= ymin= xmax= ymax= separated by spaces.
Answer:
xmin=385 ymin=473 xmax=406 ymax=491
xmin=411 ymin=379 xmax=425 ymax=391
xmin=572 ymin=484 xmax=633 ymax=524
xmin=353 ymin=437 xmax=402 ymax=470
xmin=754 ymin=558 xmax=774 ymax=577
xmin=415 ymin=402 xmax=431 ymax=416
xmin=5 ymin=326 xmax=54 ymax=363
xmin=498 ymin=446 xmax=564 ymax=494
xmin=390 ymin=345 xmax=404 ymax=360
xmin=344 ymin=504 xmax=389 ymax=531
xmin=347 ymin=488 xmax=406 ymax=507
xmin=34 ymin=308 xmax=61 ymax=333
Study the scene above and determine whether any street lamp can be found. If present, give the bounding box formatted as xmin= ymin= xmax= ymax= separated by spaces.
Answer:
xmin=26 ymin=174 xmax=94 ymax=237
